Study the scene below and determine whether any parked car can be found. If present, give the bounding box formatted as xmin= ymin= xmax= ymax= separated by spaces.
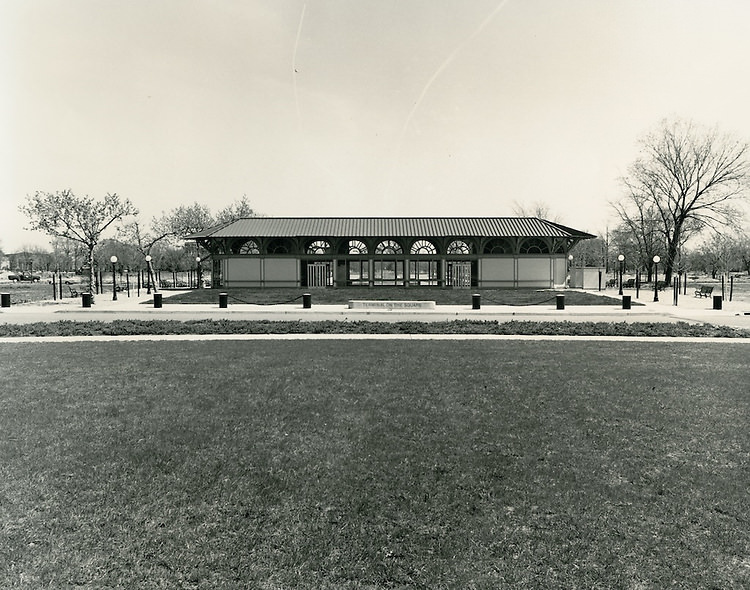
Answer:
xmin=8 ymin=272 xmax=41 ymax=282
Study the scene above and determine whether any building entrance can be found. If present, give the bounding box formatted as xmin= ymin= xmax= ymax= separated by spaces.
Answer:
xmin=306 ymin=261 xmax=333 ymax=286
xmin=446 ymin=261 xmax=471 ymax=288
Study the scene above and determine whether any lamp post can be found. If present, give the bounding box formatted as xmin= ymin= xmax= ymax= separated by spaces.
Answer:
xmin=618 ymin=254 xmax=625 ymax=295
xmin=653 ymin=255 xmax=661 ymax=302
xmin=196 ymin=256 xmax=202 ymax=289
xmin=145 ymin=255 xmax=152 ymax=294
xmin=110 ymin=256 xmax=118 ymax=301
xmin=568 ymin=254 xmax=574 ymax=287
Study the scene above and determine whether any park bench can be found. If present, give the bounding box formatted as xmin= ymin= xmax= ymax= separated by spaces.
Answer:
xmin=623 ymin=278 xmax=636 ymax=288
xmin=694 ymin=285 xmax=714 ymax=298
xmin=606 ymin=278 xmax=616 ymax=288
xmin=68 ymin=285 xmax=82 ymax=298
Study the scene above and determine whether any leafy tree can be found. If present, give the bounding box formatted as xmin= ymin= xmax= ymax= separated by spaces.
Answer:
xmin=215 ymin=194 xmax=256 ymax=225
xmin=20 ymin=190 xmax=137 ymax=296
xmin=617 ymin=119 xmax=750 ymax=284
xmin=152 ymin=202 xmax=215 ymax=246
xmin=119 ymin=219 xmax=177 ymax=292
xmin=570 ymin=235 xmax=607 ymax=268
xmin=50 ymin=237 xmax=87 ymax=272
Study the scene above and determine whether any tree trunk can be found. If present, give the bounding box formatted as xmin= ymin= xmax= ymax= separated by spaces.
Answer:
xmin=664 ymin=226 xmax=682 ymax=286
xmin=87 ymin=246 xmax=96 ymax=300
xmin=147 ymin=259 xmax=158 ymax=293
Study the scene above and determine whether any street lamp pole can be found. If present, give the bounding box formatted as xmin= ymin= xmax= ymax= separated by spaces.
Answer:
xmin=618 ymin=254 xmax=625 ymax=295
xmin=567 ymin=254 xmax=573 ymax=287
xmin=653 ymin=255 xmax=661 ymax=302
xmin=196 ymin=256 xmax=202 ymax=289
xmin=110 ymin=256 xmax=118 ymax=301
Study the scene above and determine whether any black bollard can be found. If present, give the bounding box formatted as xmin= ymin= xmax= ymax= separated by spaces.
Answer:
xmin=82 ymin=293 xmax=92 ymax=308
xmin=472 ymin=293 xmax=481 ymax=310
xmin=713 ymin=295 xmax=722 ymax=310
xmin=303 ymin=293 xmax=312 ymax=309
xmin=1 ymin=293 xmax=10 ymax=308
xmin=622 ymin=295 xmax=631 ymax=310
xmin=556 ymin=294 xmax=565 ymax=310
xmin=154 ymin=293 xmax=163 ymax=308
xmin=219 ymin=292 xmax=228 ymax=308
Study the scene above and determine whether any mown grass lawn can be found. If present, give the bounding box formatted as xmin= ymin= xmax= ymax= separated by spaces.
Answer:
xmin=1 ymin=341 xmax=748 ymax=589
xmin=165 ymin=287 xmax=626 ymax=307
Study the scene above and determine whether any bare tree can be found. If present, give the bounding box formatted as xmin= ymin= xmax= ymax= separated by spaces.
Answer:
xmin=611 ymin=190 xmax=664 ymax=280
xmin=20 ymin=190 xmax=137 ymax=296
xmin=618 ymin=119 xmax=750 ymax=284
xmin=512 ymin=200 xmax=562 ymax=222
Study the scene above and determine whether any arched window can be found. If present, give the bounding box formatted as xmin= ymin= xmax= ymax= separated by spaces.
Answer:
xmin=519 ymin=238 xmax=550 ymax=254
xmin=410 ymin=239 xmax=437 ymax=255
xmin=266 ymin=238 xmax=294 ymax=254
xmin=446 ymin=240 xmax=472 ymax=255
xmin=348 ymin=240 xmax=368 ymax=254
xmin=375 ymin=240 xmax=403 ymax=254
xmin=306 ymin=240 xmax=331 ymax=254
xmin=483 ymin=239 xmax=513 ymax=254
xmin=237 ymin=239 xmax=260 ymax=255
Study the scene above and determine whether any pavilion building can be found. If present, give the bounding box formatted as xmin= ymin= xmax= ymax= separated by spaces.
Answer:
xmin=186 ymin=217 xmax=595 ymax=289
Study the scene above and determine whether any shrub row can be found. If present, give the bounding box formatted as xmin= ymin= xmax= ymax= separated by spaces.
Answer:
xmin=0 ymin=319 xmax=747 ymax=338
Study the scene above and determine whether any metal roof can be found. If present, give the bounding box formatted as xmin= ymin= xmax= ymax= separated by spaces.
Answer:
xmin=186 ymin=217 xmax=596 ymax=240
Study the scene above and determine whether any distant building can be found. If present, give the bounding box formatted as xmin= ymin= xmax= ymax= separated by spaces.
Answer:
xmin=187 ymin=217 xmax=595 ymax=289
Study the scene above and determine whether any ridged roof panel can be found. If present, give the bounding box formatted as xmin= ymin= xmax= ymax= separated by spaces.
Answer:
xmin=186 ymin=217 xmax=595 ymax=239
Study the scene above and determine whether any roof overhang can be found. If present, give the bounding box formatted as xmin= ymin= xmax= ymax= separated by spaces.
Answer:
xmin=185 ymin=217 xmax=596 ymax=241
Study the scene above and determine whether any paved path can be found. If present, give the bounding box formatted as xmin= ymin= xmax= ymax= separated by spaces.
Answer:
xmin=1 ymin=289 xmax=749 ymax=332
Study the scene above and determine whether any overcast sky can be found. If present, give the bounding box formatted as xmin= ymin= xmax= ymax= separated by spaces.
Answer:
xmin=3 ymin=0 xmax=750 ymax=251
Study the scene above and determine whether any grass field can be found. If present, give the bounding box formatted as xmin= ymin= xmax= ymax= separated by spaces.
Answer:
xmin=4 ymin=278 xmax=749 ymax=308
xmin=168 ymin=278 xmax=750 ymax=307
xmin=2 ymin=340 xmax=748 ymax=588
xmin=165 ymin=287 xmax=625 ymax=307
xmin=0 ymin=283 xmax=630 ymax=306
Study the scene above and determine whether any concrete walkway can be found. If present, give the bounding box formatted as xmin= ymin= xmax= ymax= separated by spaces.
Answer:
xmin=1 ymin=288 xmax=749 ymax=330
